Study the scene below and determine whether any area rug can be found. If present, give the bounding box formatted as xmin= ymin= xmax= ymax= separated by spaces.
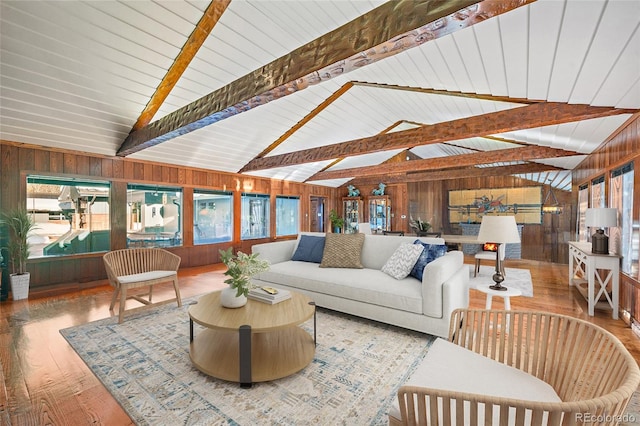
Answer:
xmin=469 ymin=265 xmax=533 ymax=297
xmin=60 ymin=297 xmax=434 ymax=425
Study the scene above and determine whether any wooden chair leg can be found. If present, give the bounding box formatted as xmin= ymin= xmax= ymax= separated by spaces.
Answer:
xmin=118 ymin=286 xmax=127 ymax=324
xmin=148 ymin=285 xmax=153 ymax=303
xmin=109 ymin=286 xmax=119 ymax=311
xmin=173 ymin=278 xmax=182 ymax=307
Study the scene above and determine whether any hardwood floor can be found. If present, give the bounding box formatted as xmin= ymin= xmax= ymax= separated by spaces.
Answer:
xmin=1 ymin=259 xmax=639 ymax=425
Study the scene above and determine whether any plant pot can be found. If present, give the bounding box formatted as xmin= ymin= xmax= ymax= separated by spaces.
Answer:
xmin=220 ymin=286 xmax=247 ymax=308
xmin=10 ymin=272 xmax=30 ymax=300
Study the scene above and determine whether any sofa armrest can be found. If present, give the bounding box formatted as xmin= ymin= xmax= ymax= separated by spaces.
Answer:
xmin=251 ymin=240 xmax=297 ymax=265
xmin=421 ymin=251 xmax=468 ymax=318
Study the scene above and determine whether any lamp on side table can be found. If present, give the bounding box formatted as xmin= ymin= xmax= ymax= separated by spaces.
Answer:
xmin=585 ymin=208 xmax=618 ymax=254
xmin=477 ymin=215 xmax=521 ymax=291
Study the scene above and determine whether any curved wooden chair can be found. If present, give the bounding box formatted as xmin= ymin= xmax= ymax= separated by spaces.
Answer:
xmin=103 ymin=248 xmax=182 ymax=323
xmin=391 ymin=309 xmax=640 ymax=425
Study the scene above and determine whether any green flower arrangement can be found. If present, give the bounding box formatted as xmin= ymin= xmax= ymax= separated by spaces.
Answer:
xmin=409 ymin=216 xmax=432 ymax=233
xmin=219 ymin=247 xmax=270 ymax=297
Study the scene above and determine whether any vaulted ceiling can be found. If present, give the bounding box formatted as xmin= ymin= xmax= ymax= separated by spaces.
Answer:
xmin=1 ymin=0 xmax=638 ymax=192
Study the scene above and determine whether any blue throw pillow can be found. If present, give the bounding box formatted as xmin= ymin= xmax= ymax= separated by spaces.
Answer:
xmin=291 ymin=235 xmax=326 ymax=263
xmin=410 ymin=240 xmax=447 ymax=281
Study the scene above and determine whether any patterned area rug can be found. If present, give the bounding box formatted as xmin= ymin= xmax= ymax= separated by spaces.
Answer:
xmin=60 ymin=297 xmax=434 ymax=425
xmin=469 ymin=265 xmax=533 ymax=297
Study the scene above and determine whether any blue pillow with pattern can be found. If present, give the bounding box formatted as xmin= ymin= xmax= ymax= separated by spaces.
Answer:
xmin=410 ymin=240 xmax=448 ymax=281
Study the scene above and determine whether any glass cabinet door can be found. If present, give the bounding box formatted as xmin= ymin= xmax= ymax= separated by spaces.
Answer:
xmin=343 ymin=198 xmax=362 ymax=234
xmin=368 ymin=196 xmax=390 ymax=233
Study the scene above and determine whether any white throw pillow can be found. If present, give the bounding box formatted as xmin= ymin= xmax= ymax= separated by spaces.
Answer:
xmin=381 ymin=243 xmax=424 ymax=280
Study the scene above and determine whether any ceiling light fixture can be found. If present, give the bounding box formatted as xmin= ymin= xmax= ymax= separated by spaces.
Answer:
xmin=542 ymin=185 xmax=563 ymax=215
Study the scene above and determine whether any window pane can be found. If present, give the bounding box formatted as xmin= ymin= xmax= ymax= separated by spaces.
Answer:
xmin=610 ymin=164 xmax=636 ymax=276
xmin=276 ymin=196 xmax=299 ymax=236
xmin=26 ymin=175 xmax=110 ymax=256
xmin=241 ymin=193 xmax=269 ymax=240
xmin=577 ymin=185 xmax=589 ymax=242
xmin=194 ymin=190 xmax=233 ymax=244
xmin=591 ymin=176 xmax=605 ymax=208
xmin=127 ymin=185 xmax=182 ymax=248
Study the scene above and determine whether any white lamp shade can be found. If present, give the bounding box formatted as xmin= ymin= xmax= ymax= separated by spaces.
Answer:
xmin=585 ymin=208 xmax=617 ymax=228
xmin=477 ymin=215 xmax=521 ymax=244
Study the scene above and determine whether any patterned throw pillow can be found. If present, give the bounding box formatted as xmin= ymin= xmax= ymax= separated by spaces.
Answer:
xmin=319 ymin=233 xmax=365 ymax=269
xmin=381 ymin=243 xmax=425 ymax=280
xmin=410 ymin=240 xmax=448 ymax=281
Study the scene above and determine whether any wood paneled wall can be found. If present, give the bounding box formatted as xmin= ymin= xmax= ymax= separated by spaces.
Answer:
xmin=572 ymin=114 xmax=640 ymax=326
xmin=0 ymin=141 xmax=336 ymax=290
xmin=406 ymin=178 xmax=573 ymax=263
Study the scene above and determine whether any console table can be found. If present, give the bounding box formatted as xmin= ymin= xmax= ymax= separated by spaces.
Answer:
xmin=568 ymin=242 xmax=620 ymax=319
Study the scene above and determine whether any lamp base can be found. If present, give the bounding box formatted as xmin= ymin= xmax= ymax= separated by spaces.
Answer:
xmin=591 ymin=229 xmax=609 ymax=254
xmin=489 ymin=271 xmax=507 ymax=291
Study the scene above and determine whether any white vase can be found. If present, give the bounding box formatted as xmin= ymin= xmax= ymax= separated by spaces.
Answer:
xmin=10 ymin=272 xmax=30 ymax=301
xmin=220 ymin=286 xmax=247 ymax=308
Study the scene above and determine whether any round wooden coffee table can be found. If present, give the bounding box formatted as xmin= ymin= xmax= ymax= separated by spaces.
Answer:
xmin=188 ymin=290 xmax=316 ymax=387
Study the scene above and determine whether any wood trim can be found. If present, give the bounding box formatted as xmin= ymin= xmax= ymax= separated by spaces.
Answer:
xmin=131 ymin=0 xmax=230 ymax=130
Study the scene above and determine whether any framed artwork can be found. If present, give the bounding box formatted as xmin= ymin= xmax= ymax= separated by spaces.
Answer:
xmin=449 ymin=187 xmax=542 ymax=224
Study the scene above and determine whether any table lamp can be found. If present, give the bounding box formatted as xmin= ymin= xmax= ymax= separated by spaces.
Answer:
xmin=585 ymin=208 xmax=617 ymax=254
xmin=477 ymin=215 xmax=521 ymax=291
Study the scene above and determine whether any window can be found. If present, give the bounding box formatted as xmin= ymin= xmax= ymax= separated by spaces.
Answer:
xmin=610 ymin=163 xmax=636 ymax=276
xmin=26 ymin=175 xmax=110 ymax=257
xmin=241 ymin=193 xmax=269 ymax=239
xmin=276 ymin=196 xmax=300 ymax=236
xmin=577 ymin=184 xmax=589 ymax=242
xmin=193 ymin=190 xmax=233 ymax=244
xmin=126 ymin=184 xmax=182 ymax=248
xmin=591 ymin=175 xmax=605 ymax=208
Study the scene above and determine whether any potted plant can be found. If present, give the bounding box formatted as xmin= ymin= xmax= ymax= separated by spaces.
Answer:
xmin=409 ymin=216 xmax=432 ymax=235
xmin=1 ymin=207 xmax=38 ymax=300
xmin=329 ymin=209 xmax=344 ymax=233
xmin=219 ymin=247 xmax=270 ymax=308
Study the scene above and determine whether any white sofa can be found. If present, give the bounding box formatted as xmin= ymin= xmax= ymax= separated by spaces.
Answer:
xmin=251 ymin=232 xmax=469 ymax=338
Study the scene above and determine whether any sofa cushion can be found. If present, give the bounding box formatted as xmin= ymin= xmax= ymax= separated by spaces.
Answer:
xmin=388 ymin=338 xmax=561 ymax=423
xmin=257 ymin=261 xmax=424 ymax=314
xmin=320 ymin=233 xmax=365 ymax=269
xmin=381 ymin=243 xmax=424 ymax=279
xmin=410 ymin=241 xmax=448 ymax=281
xmin=291 ymin=235 xmax=325 ymax=263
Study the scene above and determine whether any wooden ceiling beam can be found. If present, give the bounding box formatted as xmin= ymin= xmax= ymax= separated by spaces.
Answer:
xmin=349 ymin=162 xmax=563 ymax=186
xmin=351 ymin=81 xmax=542 ymax=105
xmin=244 ymin=102 xmax=635 ymax=172
xmin=131 ymin=0 xmax=230 ymax=131
xmin=307 ymin=145 xmax=579 ymax=181
xmin=118 ymin=0 xmax=531 ymax=156
xmin=253 ymin=82 xmax=354 ymax=159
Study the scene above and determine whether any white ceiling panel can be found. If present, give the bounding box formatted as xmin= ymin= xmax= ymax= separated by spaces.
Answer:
xmin=1 ymin=0 xmax=637 ymax=190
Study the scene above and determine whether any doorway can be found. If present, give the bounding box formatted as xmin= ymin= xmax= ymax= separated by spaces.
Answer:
xmin=310 ymin=196 xmax=325 ymax=233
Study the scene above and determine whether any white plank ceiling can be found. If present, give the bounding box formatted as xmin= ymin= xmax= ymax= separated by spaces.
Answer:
xmin=1 ymin=0 xmax=639 ymax=192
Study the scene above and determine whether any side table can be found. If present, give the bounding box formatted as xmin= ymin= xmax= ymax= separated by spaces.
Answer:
xmin=475 ymin=284 xmax=522 ymax=310
xmin=568 ymin=241 xmax=620 ymax=319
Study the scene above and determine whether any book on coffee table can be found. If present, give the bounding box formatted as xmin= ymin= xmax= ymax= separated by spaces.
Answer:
xmin=248 ymin=287 xmax=291 ymax=304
